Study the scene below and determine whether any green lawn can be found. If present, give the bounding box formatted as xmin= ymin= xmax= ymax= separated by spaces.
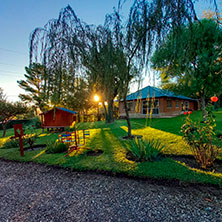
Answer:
xmin=0 ymin=110 xmax=222 ymax=186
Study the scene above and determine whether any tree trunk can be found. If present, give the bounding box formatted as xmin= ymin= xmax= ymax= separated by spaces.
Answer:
xmin=77 ymin=113 xmax=81 ymax=123
xmin=123 ymin=97 xmax=132 ymax=138
xmin=2 ymin=124 xmax=6 ymax=137
xmin=106 ymin=98 xmax=114 ymax=123
xmin=103 ymin=103 xmax=108 ymax=121
xmin=200 ymin=95 xmax=207 ymax=120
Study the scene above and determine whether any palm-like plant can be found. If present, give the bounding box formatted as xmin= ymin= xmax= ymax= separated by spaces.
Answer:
xmin=126 ymin=138 xmax=165 ymax=162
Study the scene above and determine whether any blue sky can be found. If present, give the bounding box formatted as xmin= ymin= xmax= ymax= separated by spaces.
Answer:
xmin=0 ymin=0 xmax=215 ymax=101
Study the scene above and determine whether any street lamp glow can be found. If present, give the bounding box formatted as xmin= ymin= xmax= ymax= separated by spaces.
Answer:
xmin=94 ymin=94 xmax=100 ymax=102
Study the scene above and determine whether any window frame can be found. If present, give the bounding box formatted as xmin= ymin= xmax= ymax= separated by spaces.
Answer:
xmin=176 ymin=100 xmax=179 ymax=108
xmin=127 ymin=102 xmax=133 ymax=112
xmin=142 ymin=99 xmax=159 ymax=115
xmin=167 ymin=99 xmax=172 ymax=109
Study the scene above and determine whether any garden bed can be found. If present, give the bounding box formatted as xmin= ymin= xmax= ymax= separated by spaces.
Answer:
xmin=86 ymin=149 xmax=103 ymax=156
xmin=122 ymin=135 xmax=143 ymax=140
xmin=170 ymin=155 xmax=222 ymax=174
xmin=24 ymin=144 xmax=47 ymax=151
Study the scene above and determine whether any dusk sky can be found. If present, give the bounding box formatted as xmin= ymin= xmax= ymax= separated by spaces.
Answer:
xmin=0 ymin=0 xmax=214 ymax=101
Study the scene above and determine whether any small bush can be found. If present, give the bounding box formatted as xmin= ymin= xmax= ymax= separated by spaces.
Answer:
xmin=126 ymin=138 xmax=165 ymax=162
xmin=2 ymin=138 xmax=28 ymax=149
xmin=46 ymin=142 xmax=68 ymax=154
xmin=23 ymin=126 xmax=40 ymax=148
xmin=2 ymin=138 xmax=20 ymax=149
xmin=27 ymin=117 xmax=41 ymax=129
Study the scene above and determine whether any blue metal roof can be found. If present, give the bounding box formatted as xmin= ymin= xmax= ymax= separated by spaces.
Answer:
xmin=126 ymin=86 xmax=197 ymax=101
xmin=57 ymin=107 xmax=77 ymax=114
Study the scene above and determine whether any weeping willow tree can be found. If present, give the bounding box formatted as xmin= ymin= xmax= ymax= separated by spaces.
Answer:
xmin=77 ymin=25 xmax=125 ymax=123
xmin=29 ymin=6 xmax=86 ymax=111
xmin=29 ymin=5 xmax=127 ymax=123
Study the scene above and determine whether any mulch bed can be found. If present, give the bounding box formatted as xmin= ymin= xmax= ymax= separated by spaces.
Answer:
xmin=24 ymin=144 xmax=47 ymax=151
xmin=126 ymin=151 xmax=163 ymax=162
xmin=122 ymin=135 xmax=143 ymax=140
xmin=170 ymin=155 xmax=222 ymax=174
xmin=126 ymin=152 xmax=222 ymax=173
xmin=86 ymin=149 xmax=104 ymax=156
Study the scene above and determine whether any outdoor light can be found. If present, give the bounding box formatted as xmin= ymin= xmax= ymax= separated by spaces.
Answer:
xmin=210 ymin=96 xmax=218 ymax=103
xmin=104 ymin=101 xmax=108 ymax=106
xmin=94 ymin=94 xmax=100 ymax=102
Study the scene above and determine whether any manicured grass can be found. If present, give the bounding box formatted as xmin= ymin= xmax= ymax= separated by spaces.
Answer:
xmin=0 ymin=110 xmax=222 ymax=186
xmin=0 ymin=128 xmax=15 ymax=138
xmin=77 ymin=110 xmax=222 ymax=147
xmin=77 ymin=110 xmax=222 ymax=135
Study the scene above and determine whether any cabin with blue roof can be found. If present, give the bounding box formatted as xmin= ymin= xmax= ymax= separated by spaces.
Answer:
xmin=119 ymin=86 xmax=198 ymax=118
xmin=40 ymin=107 xmax=77 ymax=131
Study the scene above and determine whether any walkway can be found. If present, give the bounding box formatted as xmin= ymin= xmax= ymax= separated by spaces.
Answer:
xmin=0 ymin=160 xmax=221 ymax=222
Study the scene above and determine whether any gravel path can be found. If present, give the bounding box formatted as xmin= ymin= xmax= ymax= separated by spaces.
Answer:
xmin=0 ymin=160 xmax=222 ymax=222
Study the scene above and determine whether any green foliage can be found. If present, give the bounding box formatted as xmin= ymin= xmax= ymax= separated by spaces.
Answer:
xmin=0 ymin=94 xmax=28 ymax=137
xmin=46 ymin=142 xmax=68 ymax=154
xmin=126 ymin=138 xmax=165 ymax=162
xmin=2 ymin=138 xmax=28 ymax=149
xmin=181 ymin=106 xmax=219 ymax=168
xmin=27 ymin=117 xmax=41 ymax=129
xmin=0 ymin=87 xmax=6 ymax=101
xmin=2 ymin=127 xmax=39 ymax=149
xmin=152 ymin=19 xmax=222 ymax=114
xmin=23 ymin=126 xmax=40 ymax=148
xmin=17 ymin=63 xmax=48 ymax=112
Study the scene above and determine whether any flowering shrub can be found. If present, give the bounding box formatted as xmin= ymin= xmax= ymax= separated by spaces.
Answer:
xmin=181 ymin=105 xmax=218 ymax=169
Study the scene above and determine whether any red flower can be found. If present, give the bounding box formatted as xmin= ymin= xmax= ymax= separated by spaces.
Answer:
xmin=184 ymin=112 xmax=188 ymax=115
xmin=32 ymin=125 xmax=34 ymax=127
xmin=211 ymin=96 xmax=218 ymax=102
xmin=188 ymin=111 xmax=192 ymax=115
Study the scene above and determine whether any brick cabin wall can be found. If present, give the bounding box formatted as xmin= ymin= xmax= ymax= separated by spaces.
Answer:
xmin=119 ymin=97 xmax=198 ymax=117
xmin=159 ymin=97 xmax=196 ymax=116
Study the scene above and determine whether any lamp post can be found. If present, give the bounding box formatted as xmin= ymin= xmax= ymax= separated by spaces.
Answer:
xmin=94 ymin=94 xmax=100 ymax=121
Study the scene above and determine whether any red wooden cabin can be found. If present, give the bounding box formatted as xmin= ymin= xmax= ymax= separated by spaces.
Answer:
xmin=40 ymin=107 xmax=77 ymax=132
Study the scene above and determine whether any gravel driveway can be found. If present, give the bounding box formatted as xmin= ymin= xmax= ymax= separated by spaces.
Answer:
xmin=0 ymin=159 xmax=221 ymax=222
